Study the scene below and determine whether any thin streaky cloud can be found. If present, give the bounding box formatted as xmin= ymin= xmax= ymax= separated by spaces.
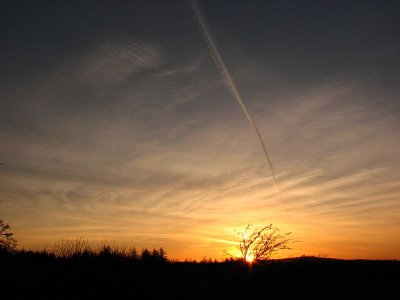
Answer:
xmin=79 ymin=41 xmax=161 ymax=86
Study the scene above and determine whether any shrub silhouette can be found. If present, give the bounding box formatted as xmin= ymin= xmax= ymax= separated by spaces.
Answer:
xmin=0 ymin=219 xmax=17 ymax=253
xmin=140 ymin=247 xmax=168 ymax=263
xmin=232 ymin=224 xmax=293 ymax=262
xmin=129 ymin=247 xmax=139 ymax=260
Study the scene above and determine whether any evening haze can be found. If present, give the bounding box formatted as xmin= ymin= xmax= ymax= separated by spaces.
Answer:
xmin=1 ymin=0 xmax=399 ymax=260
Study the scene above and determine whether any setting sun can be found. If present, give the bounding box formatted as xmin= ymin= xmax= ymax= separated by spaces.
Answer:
xmin=245 ymin=255 xmax=254 ymax=263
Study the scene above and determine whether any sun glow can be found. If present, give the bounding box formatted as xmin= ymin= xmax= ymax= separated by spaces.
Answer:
xmin=245 ymin=254 xmax=254 ymax=263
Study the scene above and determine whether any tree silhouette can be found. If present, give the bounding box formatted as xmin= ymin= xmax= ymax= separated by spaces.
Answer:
xmin=0 ymin=219 xmax=17 ymax=253
xmin=235 ymin=224 xmax=292 ymax=262
xmin=140 ymin=248 xmax=152 ymax=262
xmin=139 ymin=247 xmax=168 ymax=263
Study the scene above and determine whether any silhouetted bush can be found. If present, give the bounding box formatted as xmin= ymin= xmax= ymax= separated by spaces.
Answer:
xmin=227 ymin=224 xmax=293 ymax=262
xmin=140 ymin=247 xmax=168 ymax=263
xmin=0 ymin=219 xmax=17 ymax=253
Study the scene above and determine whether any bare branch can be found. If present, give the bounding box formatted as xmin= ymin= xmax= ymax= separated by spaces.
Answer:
xmin=0 ymin=219 xmax=17 ymax=252
xmin=233 ymin=224 xmax=293 ymax=262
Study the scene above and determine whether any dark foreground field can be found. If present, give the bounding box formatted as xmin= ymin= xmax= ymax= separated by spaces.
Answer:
xmin=1 ymin=252 xmax=399 ymax=299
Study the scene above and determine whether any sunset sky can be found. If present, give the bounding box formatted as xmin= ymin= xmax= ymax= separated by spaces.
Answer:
xmin=1 ymin=0 xmax=399 ymax=260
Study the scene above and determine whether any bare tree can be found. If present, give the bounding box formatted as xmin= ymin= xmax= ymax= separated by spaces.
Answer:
xmin=0 ymin=219 xmax=17 ymax=252
xmin=235 ymin=224 xmax=292 ymax=262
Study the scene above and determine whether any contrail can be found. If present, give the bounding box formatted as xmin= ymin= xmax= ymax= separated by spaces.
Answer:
xmin=188 ymin=0 xmax=283 ymax=202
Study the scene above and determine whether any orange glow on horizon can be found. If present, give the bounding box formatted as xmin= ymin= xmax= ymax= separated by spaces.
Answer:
xmin=245 ymin=254 xmax=254 ymax=263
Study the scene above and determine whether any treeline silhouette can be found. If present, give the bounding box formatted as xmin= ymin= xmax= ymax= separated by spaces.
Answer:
xmin=1 ymin=240 xmax=169 ymax=264
xmin=1 ymin=241 xmax=399 ymax=299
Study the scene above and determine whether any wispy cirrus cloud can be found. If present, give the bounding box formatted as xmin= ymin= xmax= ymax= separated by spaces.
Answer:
xmin=79 ymin=41 xmax=161 ymax=86
xmin=154 ymin=54 xmax=204 ymax=78
xmin=2 ymin=73 xmax=399 ymax=259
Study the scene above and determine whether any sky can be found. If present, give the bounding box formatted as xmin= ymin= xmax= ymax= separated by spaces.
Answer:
xmin=1 ymin=0 xmax=399 ymax=260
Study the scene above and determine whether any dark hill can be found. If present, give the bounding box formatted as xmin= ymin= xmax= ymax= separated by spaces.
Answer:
xmin=1 ymin=252 xmax=399 ymax=299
